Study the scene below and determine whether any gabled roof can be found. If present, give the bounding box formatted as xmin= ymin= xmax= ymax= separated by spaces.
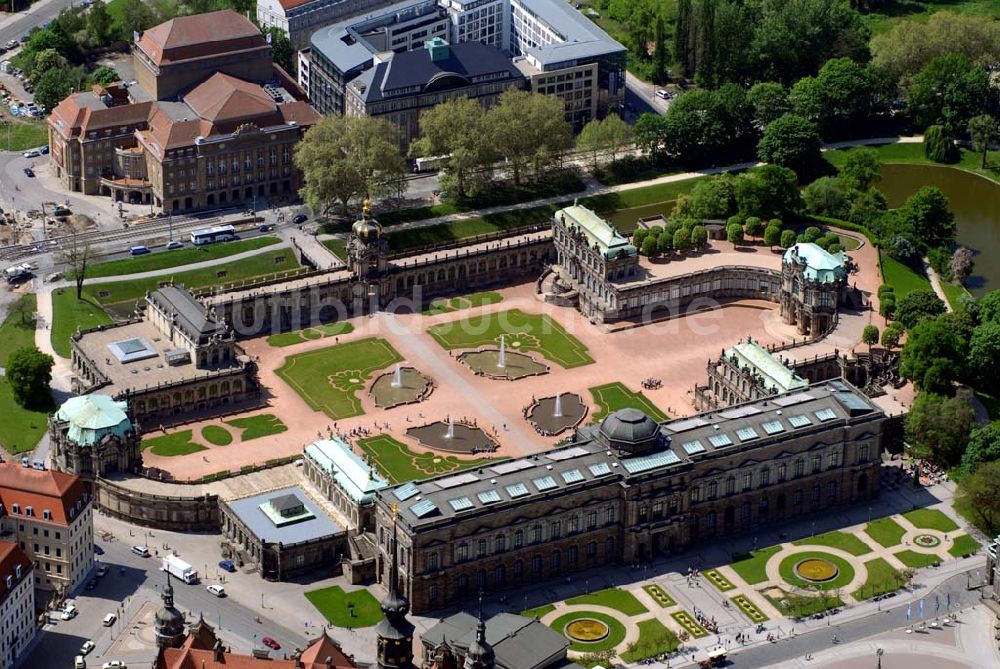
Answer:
xmin=137 ymin=10 xmax=266 ymax=66
xmin=725 ymin=339 xmax=808 ymax=395
xmin=0 ymin=542 xmax=31 ymax=604
xmin=184 ymin=73 xmax=277 ymax=123
xmin=0 ymin=463 xmax=89 ymax=526
xmin=147 ymin=286 xmax=227 ymax=344
xmin=305 ymin=438 xmax=388 ymax=504
xmin=557 ymin=204 xmax=636 ymax=259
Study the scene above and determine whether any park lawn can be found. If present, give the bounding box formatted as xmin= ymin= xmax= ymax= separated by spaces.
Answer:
xmin=427 ymin=308 xmax=593 ymax=368
xmin=304 ymin=586 xmax=383 ymax=628
xmin=590 ymin=176 xmax=707 ymax=211
xmin=728 ymin=545 xmax=782 ymax=585
xmin=84 ymin=248 xmax=302 ymax=307
xmin=225 ymin=414 xmax=288 ymax=441
xmin=939 ymin=281 xmax=970 ymax=312
xmin=424 ymin=291 xmax=503 ymax=315
xmin=792 ymin=530 xmax=872 ymax=556
xmin=385 ymin=204 xmax=557 ymax=251
xmin=620 ymin=619 xmax=680 ymax=663
xmin=201 ymin=425 xmax=233 ymax=446
xmin=84 ymin=237 xmax=281 ymax=278
xmin=0 ymin=293 xmax=37 ymax=366
xmin=863 ymin=0 xmax=1000 ymax=34
xmin=903 ymin=508 xmax=959 ymax=533
xmin=766 ymin=591 xmax=844 ymax=619
xmin=521 ymin=603 xmax=556 ymax=619
xmin=0 ymin=378 xmax=49 ymax=455
xmin=276 ymin=338 xmax=402 ymax=420
xmin=1 ymin=119 xmax=49 ymax=152
xmin=550 ymin=611 xmax=626 ymax=653
xmin=322 ymin=238 xmax=348 ymax=261
xmin=865 ymin=517 xmax=907 ymax=548
xmin=588 ymin=382 xmax=668 ymax=422
xmin=565 ymin=587 xmax=648 ymax=616
xmin=894 ymin=550 xmax=941 ymax=569
xmin=266 ymin=321 xmax=354 ymax=347
xmin=50 ymin=289 xmax=114 ymax=359
xmin=948 ymin=534 xmax=980 ymax=558
xmin=852 ymin=557 xmax=908 ymax=601
xmin=880 ymin=253 xmax=931 ymax=298
xmin=357 ymin=434 xmax=494 ymax=484
xmin=778 ymin=551 xmax=855 ymax=591
xmin=141 ymin=430 xmax=207 ymax=457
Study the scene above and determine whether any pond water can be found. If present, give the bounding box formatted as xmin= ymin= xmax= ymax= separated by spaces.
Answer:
xmin=878 ymin=163 xmax=1000 ymax=296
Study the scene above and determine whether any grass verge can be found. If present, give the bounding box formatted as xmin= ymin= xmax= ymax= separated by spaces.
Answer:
xmin=50 ymin=289 xmax=113 ymax=358
xmin=304 ymin=586 xmax=383 ymax=628
xmin=0 ymin=293 xmax=37 ymax=366
xmin=865 ymin=517 xmax=907 ymax=548
xmin=84 ymin=237 xmax=281 ymax=278
xmin=565 ymin=588 xmax=648 ymax=616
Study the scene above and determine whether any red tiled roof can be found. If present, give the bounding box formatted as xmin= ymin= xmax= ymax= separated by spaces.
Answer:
xmin=0 ymin=542 xmax=31 ymax=603
xmin=184 ymin=73 xmax=277 ymax=123
xmin=137 ymin=10 xmax=267 ymax=66
xmin=0 ymin=463 xmax=89 ymax=526
xmin=157 ymin=630 xmax=356 ymax=669
xmin=48 ymin=94 xmax=153 ymax=140
xmin=278 ymin=101 xmax=321 ymax=127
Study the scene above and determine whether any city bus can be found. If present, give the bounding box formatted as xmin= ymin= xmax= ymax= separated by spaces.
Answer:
xmin=190 ymin=225 xmax=236 ymax=246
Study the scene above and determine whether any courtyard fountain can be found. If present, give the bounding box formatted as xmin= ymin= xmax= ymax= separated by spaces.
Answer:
xmin=407 ymin=419 xmax=498 ymax=454
xmin=498 ymin=335 xmax=506 ymax=368
xmin=369 ymin=365 xmax=433 ymax=408
xmin=526 ymin=392 xmax=587 ymax=436
xmin=445 ymin=416 xmax=455 ymax=439
xmin=391 ymin=363 xmax=403 ymax=388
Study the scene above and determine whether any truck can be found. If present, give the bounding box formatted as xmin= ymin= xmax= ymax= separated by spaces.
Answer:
xmin=4 ymin=263 xmax=32 ymax=284
xmin=161 ymin=554 xmax=198 ymax=584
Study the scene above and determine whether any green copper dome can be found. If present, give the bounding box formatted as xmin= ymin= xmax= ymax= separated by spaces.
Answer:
xmin=55 ymin=395 xmax=133 ymax=447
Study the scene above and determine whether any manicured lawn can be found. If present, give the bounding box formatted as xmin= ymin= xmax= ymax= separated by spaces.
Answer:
xmin=385 ymin=205 xmax=557 ymax=251
xmin=50 ymin=289 xmax=113 ymax=358
xmin=521 ymin=603 xmax=556 ymax=619
xmin=948 ymin=534 xmax=980 ymax=558
xmin=357 ymin=435 xmax=495 ymax=484
xmin=423 ymin=291 xmax=503 ymax=315
xmin=304 ymin=586 xmax=383 ymax=628
xmin=85 ymin=237 xmax=281 ymax=278
xmin=201 ymin=425 xmax=233 ymax=446
xmin=826 ymin=142 xmax=1000 ymax=182
xmin=895 ymin=550 xmax=941 ymax=569
xmin=427 ymin=308 xmax=593 ymax=368
xmin=141 ymin=430 xmax=207 ymax=457
xmin=0 ymin=378 xmax=49 ymax=455
xmin=939 ymin=281 xmax=970 ymax=312
xmin=778 ymin=551 xmax=856 ymax=590
xmin=643 ymin=584 xmax=676 ymax=607
xmin=903 ymin=508 xmax=959 ymax=533
xmin=225 ymin=414 xmax=288 ymax=441
xmin=865 ymin=517 xmax=907 ymax=548
xmin=671 ymin=610 xmax=708 ymax=638
xmin=728 ymin=546 xmax=782 ymax=586
xmin=766 ymin=591 xmax=845 ymax=619
xmin=793 ymin=530 xmax=872 ymax=556
xmin=620 ymin=619 xmax=680 ymax=663
xmin=880 ymin=253 xmax=932 ymax=298
xmin=549 ymin=611 xmax=626 ymax=653
xmin=0 ymin=293 xmax=37 ymax=366
xmin=1 ymin=119 xmax=49 ymax=152
xmin=266 ymin=321 xmax=354 ymax=347
xmin=322 ymin=238 xmax=348 ymax=260
xmin=565 ymin=587 xmax=648 ymax=616
xmin=731 ymin=594 xmax=769 ymax=623
xmin=852 ymin=557 xmax=908 ymax=601
xmin=275 ymin=337 xmax=402 ymax=420
xmin=588 ymin=382 xmax=668 ymax=422
xmin=703 ymin=569 xmax=736 ymax=592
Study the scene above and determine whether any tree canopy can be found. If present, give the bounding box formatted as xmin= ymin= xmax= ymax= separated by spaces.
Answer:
xmin=899 ymin=316 xmax=967 ymax=394
xmin=893 ymin=289 xmax=946 ymax=329
xmin=907 ymin=54 xmax=989 ymax=133
xmin=904 ymin=391 xmax=975 ymax=467
xmin=6 ymin=347 xmax=54 ymax=410
xmin=757 ymin=114 xmax=822 ymax=173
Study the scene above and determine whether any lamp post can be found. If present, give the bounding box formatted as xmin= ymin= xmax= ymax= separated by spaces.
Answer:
xmin=876 ymin=647 xmax=884 ymax=668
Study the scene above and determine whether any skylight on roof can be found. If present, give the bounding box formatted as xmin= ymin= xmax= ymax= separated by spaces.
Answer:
xmin=448 ymin=497 xmax=474 ymax=512
xmin=477 ymin=490 xmax=502 ymax=505
xmin=788 ymin=414 xmax=812 ymax=428
xmin=814 ymin=408 xmax=838 ymax=422
xmin=561 ymin=469 xmax=585 ymax=484
xmin=434 ymin=472 xmax=479 ymax=489
xmin=505 ymin=483 xmax=529 ymax=498
xmin=772 ymin=392 xmax=814 ymax=407
xmin=622 ymin=450 xmax=681 ymax=474
xmin=393 ymin=483 xmax=419 ymax=501
xmin=533 ymin=476 xmax=558 ymax=492
xmin=410 ymin=499 xmax=438 ymax=518
xmin=682 ymin=440 xmax=706 ymax=455
xmin=490 ymin=459 xmax=535 ymax=475
xmin=588 ymin=462 xmax=611 ymax=477
xmin=545 ymin=447 xmax=589 ymax=461
xmin=736 ymin=427 xmax=759 ymax=442
xmin=708 ymin=434 xmax=733 ymax=448
xmin=761 ymin=420 xmax=785 ymax=435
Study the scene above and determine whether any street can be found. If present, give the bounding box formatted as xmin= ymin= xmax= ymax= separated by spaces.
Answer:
xmin=0 ymin=0 xmax=80 ymax=47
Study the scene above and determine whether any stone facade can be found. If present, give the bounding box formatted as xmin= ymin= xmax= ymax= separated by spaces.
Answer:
xmin=49 ymin=396 xmax=142 ymax=481
xmin=372 ymin=382 xmax=885 ymax=613
xmin=779 ymin=243 xmax=849 ymax=337
xmin=94 ymin=479 xmax=220 ymax=532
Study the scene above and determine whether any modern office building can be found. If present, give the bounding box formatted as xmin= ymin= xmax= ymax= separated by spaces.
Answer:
xmin=373 ymin=381 xmax=885 ymax=612
xmin=0 ymin=542 xmax=34 ymax=669
xmin=258 ymin=0 xmax=398 ymax=50
xmin=48 ymin=10 xmax=320 ymax=214
xmin=0 ymin=463 xmax=94 ymax=597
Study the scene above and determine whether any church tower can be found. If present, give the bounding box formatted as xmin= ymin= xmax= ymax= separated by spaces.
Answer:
xmin=462 ymin=597 xmax=495 ymax=669
xmin=154 ymin=572 xmax=186 ymax=649
xmin=375 ymin=511 xmax=415 ymax=669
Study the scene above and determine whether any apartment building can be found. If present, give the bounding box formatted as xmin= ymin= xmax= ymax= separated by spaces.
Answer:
xmin=0 ymin=463 xmax=94 ymax=596
xmin=0 ymin=543 xmax=34 ymax=669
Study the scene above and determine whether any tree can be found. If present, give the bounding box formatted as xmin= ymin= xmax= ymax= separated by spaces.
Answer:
xmin=764 ymin=222 xmax=782 ymax=247
xmin=59 ymin=222 xmax=94 ymax=300
xmin=802 ymin=177 xmax=850 ymax=218
xmin=689 ymin=175 xmax=737 ymax=220
xmin=634 ymin=113 xmax=669 ymax=158
xmin=907 ymin=54 xmax=989 ymax=133
xmin=894 ymin=289 xmax=946 ymax=329
xmin=119 ymin=0 xmax=156 ymax=41
xmin=87 ymin=1 xmax=112 ymax=45
xmin=691 ymin=225 xmax=708 ymax=249
xmin=726 ymin=221 xmax=744 ymax=245
xmin=31 ymin=48 xmax=68 ymax=83
xmin=6 ymin=347 xmax=54 ymax=410
xmin=576 ymin=117 xmax=607 ymax=173
xmin=978 ymin=291 xmax=1000 ymax=325
xmin=657 ymin=232 xmax=673 ymax=255
xmin=881 ymin=322 xmax=904 ymax=348
xmin=33 ymin=67 xmax=75 ymax=116
xmin=91 ymin=66 xmax=119 ymax=85
xmin=295 ymin=115 xmax=405 ymax=215
xmin=949 ymin=247 xmax=974 ymax=286
xmin=641 ymin=236 xmax=659 ymax=258
xmin=837 ymin=147 xmax=881 ymax=191
xmin=603 ymin=114 xmax=634 ymax=162
xmin=957 ymin=460 xmax=1000 ymax=535
xmin=958 ymin=423 xmax=1000 ymax=479
xmin=489 ymin=89 xmax=572 ymax=184
xmin=652 ymin=15 xmax=668 ymax=84
xmin=263 ymin=27 xmax=295 ymax=76
xmin=757 ymin=114 xmax=822 ymax=173
xmin=904 ymin=392 xmax=975 ymax=466
xmin=923 ymin=125 xmax=959 ymax=164
xmin=899 ymin=317 xmax=967 ymax=394
xmin=862 ymin=324 xmax=879 ymax=349
xmin=734 ymin=164 xmax=803 ymax=219
xmin=632 ymin=228 xmax=648 ymax=249
xmin=897 ymin=186 xmax=956 ymax=251
xmin=411 ymin=97 xmax=493 ymax=198
xmin=673 ymin=227 xmax=692 ymax=253
xmin=968 ymin=114 xmax=999 ymax=169
xmin=747 ymin=82 xmax=789 ymax=127
xmin=779 ymin=228 xmax=797 ymax=248
xmin=968 ymin=322 xmax=1000 ymax=393
xmin=788 ymin=58 xmax=885 ymax=137
xmin=744 ymin=216 xmax=763 ymax=239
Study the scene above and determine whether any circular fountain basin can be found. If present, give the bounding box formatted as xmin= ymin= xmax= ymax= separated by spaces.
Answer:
xmin=458 ymin=349 xmax=548 ymax=380
xmin=565 ymin=618 xmax=610 ymax=642
xmin=406 ymin=421 xmax=498 ymax=455
xmin=794 ymin=558 xmax=839 ymax=583
xmin=369 ymin=367 xmax=433 ymax=408
xmin=526 ymin=393 xmax=587 ymax=435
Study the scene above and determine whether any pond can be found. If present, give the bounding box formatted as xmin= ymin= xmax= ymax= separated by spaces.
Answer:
xmin=878 ymin=163 xmax=1000 ymax=296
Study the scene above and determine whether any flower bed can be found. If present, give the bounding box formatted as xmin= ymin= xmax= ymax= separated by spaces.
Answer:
xmin=671 ymin=610 xmax=708 ymax=639
xmin=731 ymin=595 xmax=768 ymax=623
xmin=704 ymin=568 xmax=736 ymax=592
xmin=642 ymin=584 xmax=676 ymax=608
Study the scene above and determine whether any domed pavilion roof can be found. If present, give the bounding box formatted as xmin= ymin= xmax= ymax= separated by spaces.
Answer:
xmin=598 ymin=408 xmax=660 ymax=452
xmin=55 ymin=395 xmax=133 ymax=447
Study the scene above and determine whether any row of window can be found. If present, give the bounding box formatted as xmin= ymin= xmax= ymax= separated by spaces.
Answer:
xmin=691 ymin=450 xmax=859 ymax=502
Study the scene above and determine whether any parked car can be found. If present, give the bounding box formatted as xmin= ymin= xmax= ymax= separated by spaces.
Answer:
xmin=261 ymin=637 xmax=280 ymax=650
xmin=22 ymin=167 xmax=34 ymax=177
xmin=96 ymin=565 xmax=109 ymax=577
xmin=130 ymin=545 xmax=150 ymax=557
xmin=166 ymin=240 xmax=184 ymax=250
xmin=38 ymin=145 xmax=48 ymax=155
xmin=291 ymin=214 xmax=308 ymax=225
xmin=258 ymin=224 xmax=273 ymax=232
xmin=102 ymin=661 xmax=127 ymax=669
xmin=79 ymin=641 xmax=95 ymax=656
xmin=60 ymin=605 xmax=78 ymax=620
xmin=655 ymin=89 xmax=669 ymax=100
xmin=103 ymin=613 xmax=117 ymax=626
xmin=129 ymin=245 xmax=150 ymax=256
xmin=74 ymin=656 xmax=86 ymax=669
xmin=93 ymin=544 xmax=104 ymax=556
xmin=207 ymin=584 xmax=225 ymax=597
xmin=22 ymin=149 xmax=39 ymax=158
xmin=218 ymin=559 xmax=236 ymax=572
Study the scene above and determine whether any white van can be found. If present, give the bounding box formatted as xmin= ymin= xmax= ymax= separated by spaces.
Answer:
xmin=60 ymin=604 xmax=78 ymax=620
xmin=103 ymin=613 xmax=117 ymax=626
xmin=74 ymin=655 xmax=85 ymax=669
